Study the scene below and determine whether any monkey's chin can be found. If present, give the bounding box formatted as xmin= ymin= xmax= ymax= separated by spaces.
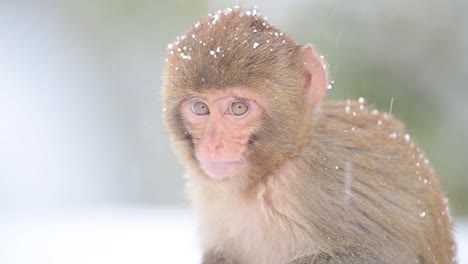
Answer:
xmin=200 ymin=161 xmax=243 ymax=180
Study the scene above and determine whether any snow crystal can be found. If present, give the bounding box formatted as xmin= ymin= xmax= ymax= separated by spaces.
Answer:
xmin=358 ymin=97 xmax=365 ymax=104
xmin=163 ymin=108 xmax=167 ymax=112
xmin=201 ymin=77 xmax=205 ymax=82
xmin=405 ymin=134 xmax=411 ymax=142
xmin=167 ymin=44 xmax=173 ymax=49
xmin=274 ymin=32 xmax=279 ymax=37
xmin=177 ymin=48 xmax=181 ymax=52
xmin=194 ymin=22 xmax=200 ymax=28
xmin=245 ymin=10 xmax=252 ymax=16
xmin=212 ymin=13 xmax=220 ymax=24
xmin=377 ymin=119 xmax=383 ymax=126
xmin=180 ymin=35 xmax=186 ymax=40
xmin=180 ymin=53 xmax=191 ymax=60
xmin=327 ymin=84 xmax=333 ymax=90
xmin=352 ymin=112 xmax=357 ymax=116
xmin=253 ymin=42 xmax=260 ymax=49
xmin=345 ymin=106 xmax=351 ymax=113
xmin=359 ymin=105 xmax=364 ymax=110
xmin=389 ymin=133 xmax=397 ymax=138
xmin=424 ymin=159 xmax=429 ymax=164
xmin=282 ymin=40 xmax=286 ymax=44
xmin=371 ymin=109 xmax=379 ymax=115
xmin=170 ymin=50 xmax=174 ymax=55
xmin=216 ymin=47 xmax=221 ymax=53
xmin=424 ymin=179 xmax=428 ymax=184
xmin=191 ymin=34 xmax=196 ymax=39
xmin=252 ymin=9 xmax=258 ymax=16
xmin=335 ymin=166 xmax=339 ymax=170
xmin=416 ymin=162 xmax=420 ymax=167
xmin=210 ymin=50 xmax=215 ymax=55
xmin=175 ymin=66 xmax=179 ymax=71
xmin=419 ymin=211 xmax=426 ymax=218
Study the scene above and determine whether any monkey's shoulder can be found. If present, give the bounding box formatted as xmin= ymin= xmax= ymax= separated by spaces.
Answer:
xmin=314 ymin=100 xmax=433 ymax=174
xmin=318 ymin=100 xmax=404 ymax=133
xmin=317 ymin=101 xmax=409 ymax=144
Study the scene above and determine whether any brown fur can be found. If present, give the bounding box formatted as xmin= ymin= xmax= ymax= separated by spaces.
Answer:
xmin=162 ymin=6 xmax=456 ymax=264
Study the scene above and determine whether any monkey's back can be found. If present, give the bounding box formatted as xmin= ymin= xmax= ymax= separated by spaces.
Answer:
xmin=300 ymin=100 xmax=456 ymax=263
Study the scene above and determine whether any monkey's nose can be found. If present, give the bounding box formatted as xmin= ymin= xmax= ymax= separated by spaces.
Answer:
xmin=208 ymin=141 xmax=224 ymax=152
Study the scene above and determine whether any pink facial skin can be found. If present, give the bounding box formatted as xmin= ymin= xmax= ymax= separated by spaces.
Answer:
xmin=180 ymin=88 xmax=263 ymax=179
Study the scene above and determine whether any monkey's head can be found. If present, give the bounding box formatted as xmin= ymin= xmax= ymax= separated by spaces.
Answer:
xmin=162 ymin=7 xmax=327 ymax=186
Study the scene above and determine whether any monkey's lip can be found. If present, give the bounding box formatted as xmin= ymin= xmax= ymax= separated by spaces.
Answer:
xmin=199 ymin=160 xmax=244 ymax=179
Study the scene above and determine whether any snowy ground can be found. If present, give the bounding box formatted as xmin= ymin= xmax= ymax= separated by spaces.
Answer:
xmin=0 ymin=207 xmax=466 ymax=264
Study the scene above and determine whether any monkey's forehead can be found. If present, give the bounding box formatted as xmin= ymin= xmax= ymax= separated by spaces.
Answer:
xmin=163 ymin=6 xmax=302 ymax=92
xmin=167 ymin=6 xmax=267 ymax=50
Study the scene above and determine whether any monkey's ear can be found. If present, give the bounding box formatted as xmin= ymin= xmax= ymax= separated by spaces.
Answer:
xmin=301 ymin=45 xmax=327 ymax=107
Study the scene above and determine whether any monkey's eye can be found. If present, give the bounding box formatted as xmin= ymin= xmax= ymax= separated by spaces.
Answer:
xmin=229 ymin=101 xmax=249 ymax=116
xmin=191 ymin=101 xmax=210 ymax=115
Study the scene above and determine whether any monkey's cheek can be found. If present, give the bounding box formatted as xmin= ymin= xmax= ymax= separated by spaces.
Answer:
xmin=199 ymin=162 xmax=243 ymax=180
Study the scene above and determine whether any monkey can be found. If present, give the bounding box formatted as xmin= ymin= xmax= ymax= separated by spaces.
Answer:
xmin=161 ymin=6 xmax=456 ymax=264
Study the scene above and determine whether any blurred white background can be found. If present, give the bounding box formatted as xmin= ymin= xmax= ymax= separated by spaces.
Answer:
xmin=0 ymin=0 xmax=466 ymax=263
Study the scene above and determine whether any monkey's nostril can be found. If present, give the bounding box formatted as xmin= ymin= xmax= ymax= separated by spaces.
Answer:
xmin=214 ymin=142 xmax=224 ymax=151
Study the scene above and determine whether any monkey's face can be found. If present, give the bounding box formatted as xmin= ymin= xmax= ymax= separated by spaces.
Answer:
xmin=179 ymin=87 xmax=263 ymax=180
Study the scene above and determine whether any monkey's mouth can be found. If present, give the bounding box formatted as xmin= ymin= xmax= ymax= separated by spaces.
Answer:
xmin=200 ymin=161 xmax=244 ymax=180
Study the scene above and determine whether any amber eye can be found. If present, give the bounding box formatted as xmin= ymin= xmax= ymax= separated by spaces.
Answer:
xmin=230 ymin=101 xmax=249 ymax=116
xmin=191 ymin=101 xmax=210 ymax=115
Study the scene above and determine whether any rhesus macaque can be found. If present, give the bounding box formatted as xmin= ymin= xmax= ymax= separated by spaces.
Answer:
xmin=162 ymin=6 xmax=456 ymax=264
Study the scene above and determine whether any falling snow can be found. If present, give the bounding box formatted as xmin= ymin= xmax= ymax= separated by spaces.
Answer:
xmin=180 ymin=53 xmax=191 ymax=60
xmin=405 ymin=134 xmax=411 ymax=142
xmin=212 ymin=13 xmax=220 ymax=24
xmin=253 ymin=42 xmax=260 ymax=49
